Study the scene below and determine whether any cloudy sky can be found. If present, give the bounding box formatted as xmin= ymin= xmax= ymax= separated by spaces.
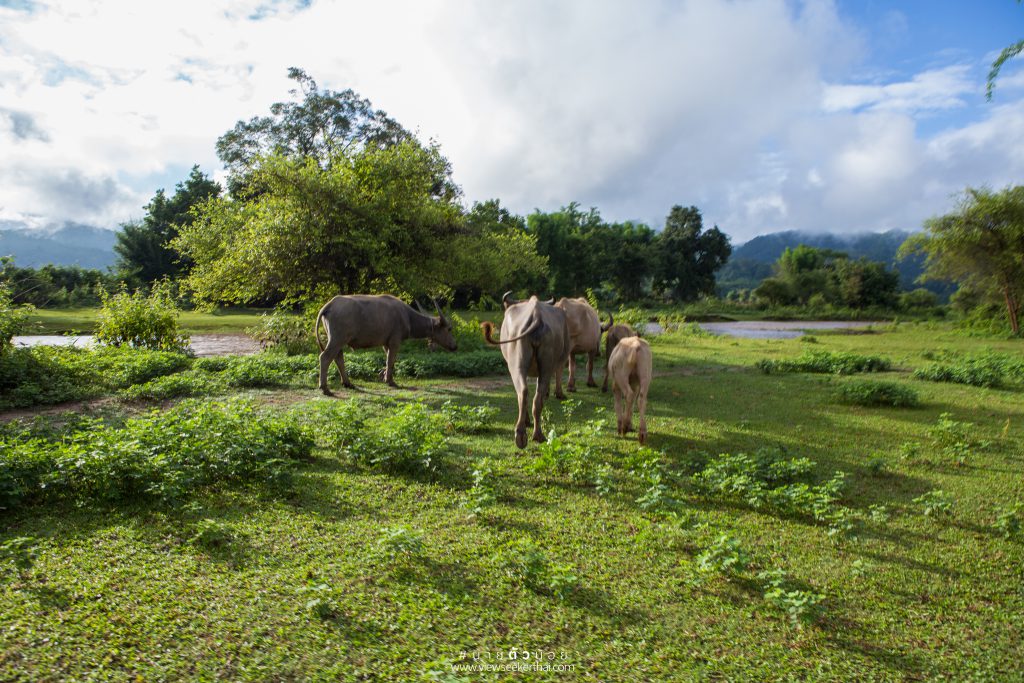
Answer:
xmin=1 ymin=0 xmax=1023 ymax=243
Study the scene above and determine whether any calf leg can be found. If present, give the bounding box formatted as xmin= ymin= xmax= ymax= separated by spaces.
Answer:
xmin=636 ymin=379 xmax=649 ymax=445
xmin=586 ymin=351 xmax=597 ymax=387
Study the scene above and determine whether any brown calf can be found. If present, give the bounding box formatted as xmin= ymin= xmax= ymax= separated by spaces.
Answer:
xmin=608 ymin=336 xmax=653 ymax=444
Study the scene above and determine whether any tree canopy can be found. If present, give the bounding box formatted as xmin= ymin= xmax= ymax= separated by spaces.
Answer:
xmin=754 ymin=244 xmax=900 ymax=309
xmin=653 ymin=205 xmax=732 ymax=302
xmin=900 ymin=186 xmax=1024 ymax=334
xmin=114 ymin=165 xmax=221 ymax=285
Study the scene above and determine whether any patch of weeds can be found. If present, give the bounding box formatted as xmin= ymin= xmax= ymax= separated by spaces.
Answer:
xmin=687 ymin=534 xmax=751 ymax=585
xmin=439 ymin=400 xmax=498 ymax=433
xmin=375 ymin=525 xmax=427 ymax=569
xmin=526 ymin=431 xmax=598 ymax=482
xmin=189 ymin=518 xmax=237 ymax=552
xmin=494 ymin=538 xmax=578 ymax=600
xmin=593 ymin=463 xmax=615 ymax=497
xmin=994 ymin=508 xmax=1021 ymax=540
xmin=756 ymin=350 xmax=891 ymax=375
xmin=868 ymin=504 xmax=891 ymax=523
xmin=346 ymin=401 xmax=447 ymax=474
xmin=850 ymin=559 xmax=872 ymax=578
xmin=913 ymin=357 xmax=1004 ymax=388
xmin=833 ymin=379 xmax=920 ymax=408
xmin=928 ymin=413 xmax=986 ymax=467
xmin=913 ymin=490 xmax=954 ymax=518
xmin=119 ymin=370 xmax=224 ymax=401
xmin=463 ymin=458 xmax=497 ymax=515
xmin=866 ymin=453 xmax=889 ymax=475
xmin=300 ymin=582 xmax=341 ymax=620
xmin=758 ymin=568 xmax=826 ymax=628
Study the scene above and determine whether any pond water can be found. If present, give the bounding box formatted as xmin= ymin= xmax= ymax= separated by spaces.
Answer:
xmin=11 ymin=334 xmax=262 ymax=357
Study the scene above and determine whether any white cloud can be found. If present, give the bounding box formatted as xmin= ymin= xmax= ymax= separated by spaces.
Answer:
xmin=0 ymin=0 xmax=1022 ymax=246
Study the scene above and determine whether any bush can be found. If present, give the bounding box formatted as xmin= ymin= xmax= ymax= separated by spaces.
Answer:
xmin=345 ymin=401 xmax=448 ymax=473
xmin=832 ymin=380 xmax=920 ymax=407
xmin=913 ymin=359 xmax=1004 ymax=388
xmin=118 ymin=371 xmax=224 ymax=401
xmin=95 ymin=281 xmax=190 ymax=353
xmin=494 ymin=538 xmax=578 ymax=600
xmin=0 ymin=398 xmax=312 ymax=509
xmin=756 ymin=350 xmax=891 ymax=375
xmin=0 ymin=280 xmax=33 ymax=356
xmin=247 ymin=309 xmax=317 ymax=355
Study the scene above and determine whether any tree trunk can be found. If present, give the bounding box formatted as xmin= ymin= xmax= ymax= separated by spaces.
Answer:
xmin=1003 ymin=284 xmax=1020 ymax=335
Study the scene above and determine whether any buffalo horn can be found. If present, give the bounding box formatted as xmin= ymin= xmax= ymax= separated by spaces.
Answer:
xmin=502 ymin=291 xmax=517 ymax=309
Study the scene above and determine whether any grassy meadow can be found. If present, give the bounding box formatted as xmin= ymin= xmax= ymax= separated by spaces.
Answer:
xmin=25 ymin=307 xmax=273 ymax=335
xmin=1 ymin=322 xmax=1022 ymax=681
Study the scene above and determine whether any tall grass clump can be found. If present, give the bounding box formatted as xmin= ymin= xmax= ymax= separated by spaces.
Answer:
xmin=0 ymin=398 xmax=312 ymax=510
xmin=913 ymin=357 xmax=1005 ymax=388
xmin=832 ymin=379 xmax=920 ymax=407
xmin=756 ymin=349 xmax=891 ymax=375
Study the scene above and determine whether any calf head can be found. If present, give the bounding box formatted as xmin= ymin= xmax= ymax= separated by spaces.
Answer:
xmin=429 ymin=300 xmax=458 ymax=351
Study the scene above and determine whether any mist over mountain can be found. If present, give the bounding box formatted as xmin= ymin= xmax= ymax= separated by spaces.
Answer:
xmin=0 ymin=221 xmax=118 ymax=270
xmin=718 ymin=229 xmax=954 ymax=298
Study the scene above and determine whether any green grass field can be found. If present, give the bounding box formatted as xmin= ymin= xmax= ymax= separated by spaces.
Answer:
xmin=2 ymin=322 xmax=1022 ymax=681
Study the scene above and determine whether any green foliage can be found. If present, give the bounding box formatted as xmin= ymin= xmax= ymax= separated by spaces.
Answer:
xmin=526 ymin=431 xmax=598 ymax=482
xmin=927 ymin=413 xmax=984 ymax=466
xmin=756 ymin=349 xmax=891 ymax=375
xmin=462 ymin=458 xmax=497 ymax=515
xmin=95 ymin=281 xmax=190 ymax=353
xmin=1 ymin=259 xmax=116 ymax=308
xmin=0 ymin=280 xmax=33 ymax=355
xmin=115 ymin=165 xmax=221 ymax=284
xmin=695 ymin=534 xmax=751 ymax=577
xmin=994 ymin=508 xmax=1021 ymax=540
xmin=189 ymin=518 xmax=237 ymax=551
xmin=494 ymin=539 xmax=578 ymax=600
xmin=900 ymin=186 xmax=1024 ymax=335
xmin=0 ymin=399 xmax=311 ymax=510
xmin=913 ymin=357 xmax=1005 ymax=388
xmin=343 ymin=401 xmax=447 ymax=473
xmin=118 ymin=370 xmax=224 ymax=401
xmin=394 ymin=350 xmax=505 ymax=378
xmin=754 ymin=245 xmax=900 ymax=310
xmin=440 ymin=400 xmax=498 ymax=433
xmin=247 ymin=309 xmax=316 ymax=355
xmin=653 ymin=205 xmax=732 ymax=303
xmin=832 ymin=380 xmax=920 ymax=407
xmin=913 ymin=490 xmax=955 ymax=517
xmin=758 ymin=569 xmax=826 ymax=628
xmin=375 ymin=526 xmax=427 ymax=566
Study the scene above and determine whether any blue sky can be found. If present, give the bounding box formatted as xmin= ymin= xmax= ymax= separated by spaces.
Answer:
xmin=1 ymin=0 xmax=1022 ymax=243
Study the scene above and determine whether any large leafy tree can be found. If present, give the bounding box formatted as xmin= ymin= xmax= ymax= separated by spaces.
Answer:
xmin=900 ymin=186 xmax=1024 ymax=334
xmin=216 ymin=67 xmax=422 ymax=197
xmin=114 ymin=166 xmax=221 ymax=284
xmin=653 ymin=205 xmax=731 ymax=302
xmin=754 ymin=244 xmax=899 ymax=308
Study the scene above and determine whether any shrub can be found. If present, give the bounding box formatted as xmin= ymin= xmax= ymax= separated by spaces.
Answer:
xmin=463 ymin=458 xmax=497 ymax=515
xmin=375 ymin=526 xmax=427 ymax=566
xmin=0 ymin=281 xmax=33 ymax=356
xmin=994 ymin=508 xmax=1021 ymax=539
xmin=758 ymin=569 xmax=826 ymax=628
xmin=694 ymin=534 xmax=750 ymax=577
xmin=95 ymin=281 xmax=190 ymax=353
xmin=345 ymin=401 xmax=447 ymax=473
xmin=394 ymin=350 xmax=505 ymax=378
xmin=439 ymin=400 xmax=499 ymax=433
xmin=526 ymin=431 xmax=598 ymax=482
xmin=0 ymin=398 xmax=312 ymax=510
xmin=833 ymin=380 xmax=920 ymax=407
xmin=756 ymin=350 xmax=891 ymax=375
xmin=247 ymin=308 xmax=317 ymax=355
xmin=494 ymin=538 xmax=578 ymax=600
xmin=119 ymin=371 xmax=224 ymax=401
xmin=913 ymin=359 xmax=1003 ymax=388
xmin=913 ymin=490 xmax=954 ymax=517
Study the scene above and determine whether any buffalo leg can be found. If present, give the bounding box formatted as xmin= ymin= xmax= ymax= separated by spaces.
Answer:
xmin=532 ymin=376 xmax=548 ymax=444
xmin=320 ymin=338 xmax=350 ymax=393
xmin=383 ymin=343 xmax=399 ymax=387
xmin=567 ymin=353 xmax=577 ymax=392
xmin=334 ymin=350 xmax=354 ymax=389
xmin=586 ymin=351 xmax=597 ymax=387
xmin=511 ymin=372 xmax=530 ymax=449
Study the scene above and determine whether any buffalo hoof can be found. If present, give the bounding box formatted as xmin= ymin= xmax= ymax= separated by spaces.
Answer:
xmin=638 ymin=429 xmax=647 ymax=445
xmin=342 ymin=381 xmax=356 ymax=390
xmin=532 ymin=429 xmax=545 ymax=444
xmin=515 ymin=428 xmax=528 ymax=449
xmin=320 ymin=387 xmax=334 ymax=396
xmin=601 ymin=385 xmax=608 ymax=393
xmin=555 ymin=391 xmax=567 ymax=401
xmin=567 ymin=385 xmax=577 ymax=393
xmin=386 ymin=380 xmax=398 ymax=389
xmin=587 ymin=380 xmax=597 ymax=388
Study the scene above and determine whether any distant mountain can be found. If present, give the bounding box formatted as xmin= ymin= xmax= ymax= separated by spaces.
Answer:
xmin=0 ymin=222 xmax=118 ymax=270
xmin=718 ymin=229 xmax=955 ymax=298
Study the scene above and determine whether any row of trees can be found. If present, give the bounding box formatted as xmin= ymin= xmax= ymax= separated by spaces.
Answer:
xmin=101 ymin=67 xmax=1023 ymax=335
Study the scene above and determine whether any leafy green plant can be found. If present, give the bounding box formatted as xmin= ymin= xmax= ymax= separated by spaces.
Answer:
xmin=913 ymin=357 xmax=1005 ymax=388
xmin=913 ymin=490 xmax=954 ymax=517
xmin=440 ymin=400 xmax=498 ymax=433
xmin=346 ymin=401 xmax=447 ymax=473
xmin=189 ymin=518 xmax=237 ymax=551
xmin=247 ymin=308 xmax=316 ymax=355
xmin=300 ymin=582 xmax=340 ymax=620
xmin=0 ymin=280 xmax=33 ymax=356
xmin=494 ymin=538 xmax=578 ymax=599
xmin=526 ymin=431 xmax=596 ymax=482
xmin=376 ymin=526 xmax=427 ymax=566
xmin=756 ymin=350 xmax=891 ymax=375
xmin=994 ymin=508 xmax=1021 ymax=540
xmin=95 ymin=280 xmax=190 ymax=353
xmin=463 ymin=458 xmax=497 ymax=515
xmin=119 ymin=370 xmax=224 ymax=401
xmin=866 ymin=453 xmax=889 ymax=475
xmin=694 ymin=534 xmax=750 ymax=578
xmin=593 ymin=463 xmax=615 ymax=497
xmin=758 ymin=568 xmax=825 ymax=628
xmin=833 ymin=380 xmax=920 ymax=408
xmin=928 ymin=413 xmax=986 ymax=466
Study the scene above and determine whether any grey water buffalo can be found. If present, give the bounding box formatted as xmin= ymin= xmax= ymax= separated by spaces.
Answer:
xmin=608 ymin=335 xmax=653 ymax=444
xmin=481 ymin=292 xmax=571 ymax=449
xmin=554 ymin=297 xmax=612 ymax=393
xmin=315 ymin=294 xmax=457 ymax=393
xmin=601 ymin=323 xmax=638 ymax=392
